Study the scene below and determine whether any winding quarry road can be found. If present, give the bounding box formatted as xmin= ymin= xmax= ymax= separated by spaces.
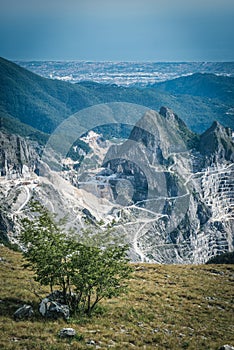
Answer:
xmin=16 ymin=185 xmax=31 ymax=213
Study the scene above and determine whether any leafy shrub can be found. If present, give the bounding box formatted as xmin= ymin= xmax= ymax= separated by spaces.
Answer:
xmin=20 ymin=202 xmax=132 ymax=316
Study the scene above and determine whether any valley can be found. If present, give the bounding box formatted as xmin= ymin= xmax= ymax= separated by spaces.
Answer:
xmin=0 ymin=58 xmax=233 ymax=264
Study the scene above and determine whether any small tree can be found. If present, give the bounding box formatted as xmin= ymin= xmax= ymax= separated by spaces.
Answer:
xmin=20 ymin=202 xmax=76 ymax=301
xmin=71 ymin=243 xmax=131 ymax=315
xmin=20 ymin=202 xmax=132 ymax=315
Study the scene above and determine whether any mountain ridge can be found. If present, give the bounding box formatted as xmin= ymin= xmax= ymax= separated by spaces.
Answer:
xmin=1 ymin=57 xmax=233 ymax=140
xmin=153 ymin=72 xmax=234 ymax=102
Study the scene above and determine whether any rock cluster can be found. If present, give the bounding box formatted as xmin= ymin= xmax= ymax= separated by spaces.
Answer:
xmin=39 ymin=291 xmax=70 ymax=320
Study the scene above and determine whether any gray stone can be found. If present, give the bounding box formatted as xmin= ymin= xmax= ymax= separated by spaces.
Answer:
xmin=14 ymin=304 xmax=34 ymax=320
xmin=219 ymin=346 xmax=234 ymax=350
xmin=87 ymin=340 xmax=96 ymax=345
xmin=39 ymin=298 xmax=70 ymax=320
xmin=59 ymin=328 xmax=76 ymax=338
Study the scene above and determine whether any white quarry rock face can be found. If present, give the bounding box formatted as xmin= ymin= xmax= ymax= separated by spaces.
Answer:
xmin=200 ymin=164 xmax=234 ymax=222
xmin=97 ymin=109 xmax=234 ymax=263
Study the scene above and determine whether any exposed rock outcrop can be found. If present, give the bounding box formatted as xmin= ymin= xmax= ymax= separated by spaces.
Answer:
xmin=218 ymin=345 xmax=234 ymax=350
xmin=39 ymin=297 xmax=70 ymax=320
xmin=0 ymin=131 xmax=39 ymax=178
xmin=59 ymin=328 xmax=76 ymax=338
xmin=0 ymin=131 xmax=40 ymax=242
xmin=199 ymin=121 xmax=234 ymax=165
xmin=102 ymin=107 xmax=234 ymax=263
xmin=0 ymin=209 xmax=13 ymax=243
xmin=14 ymin=304 xmax=34 ymax=320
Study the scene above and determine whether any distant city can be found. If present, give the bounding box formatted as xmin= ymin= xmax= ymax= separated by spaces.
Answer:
xmin=15 ymin=61 xmax=234 ymax=87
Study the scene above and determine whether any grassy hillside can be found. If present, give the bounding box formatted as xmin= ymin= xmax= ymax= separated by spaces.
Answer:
xmin=0 ymin=113 xmax=49 ymax=144
xmin=0 ymin=245 xmax=233 ymax=350
xmin=1 ymin=57 xmax=234 ymax=141
xmin=0 ymin=57 xmax=100 ymax=135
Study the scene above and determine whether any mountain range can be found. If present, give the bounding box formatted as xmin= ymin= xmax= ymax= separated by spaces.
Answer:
xmin=1 ymin=57 xmax=234 ymax=139
xmin=0 ymin=57 xmax=233 ymax=263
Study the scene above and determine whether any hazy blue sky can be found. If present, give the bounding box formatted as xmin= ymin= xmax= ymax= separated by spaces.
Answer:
xmin=0 ymin=0 xmax=234 ymax=61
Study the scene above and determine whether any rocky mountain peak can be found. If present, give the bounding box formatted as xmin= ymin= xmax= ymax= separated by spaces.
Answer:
xmin=159 ymin=106 xmax=188 ymax=129
xmin=159 ymin=106 xmax=176 ymax=121
xmin=134 ymin=109 xmax=188 ymax=148
xmin=159 ymin=106 xmax=199 ymax=150
xmin=199 ymin=121 xmax=234 ymax=163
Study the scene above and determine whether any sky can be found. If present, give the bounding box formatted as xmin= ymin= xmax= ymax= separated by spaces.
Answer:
xmin=0 ymin=0 xmax=234 ymax=61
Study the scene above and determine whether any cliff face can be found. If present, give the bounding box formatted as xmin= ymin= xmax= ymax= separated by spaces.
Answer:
xmin=0 ymin=130 xmax=117 ymax=244
xmin=0 ymin=132 xmax=39 ymax=242
xmin=0 ymin=131 xmax=39 ymax=177
xmin=102 ymin=108 xmax=234 ymax=263
xmin=199 ymin=121 xmax=234 ymax=164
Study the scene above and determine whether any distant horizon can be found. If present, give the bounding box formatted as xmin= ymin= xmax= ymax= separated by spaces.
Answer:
xmin=11 ymin=58 xmax=234 ymax=63
xmin=0 ymin=1 xmax=233 ymax=63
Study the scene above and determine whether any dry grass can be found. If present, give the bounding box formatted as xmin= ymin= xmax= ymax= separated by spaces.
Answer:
xmin=0 ymin=245 xmax=233 ymax=349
